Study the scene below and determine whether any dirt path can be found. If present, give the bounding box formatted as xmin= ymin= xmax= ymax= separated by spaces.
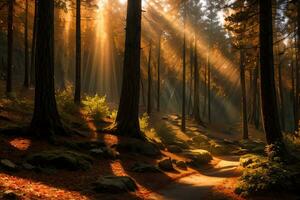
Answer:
xmin=147 ymin=156 xmax=243 ymax=200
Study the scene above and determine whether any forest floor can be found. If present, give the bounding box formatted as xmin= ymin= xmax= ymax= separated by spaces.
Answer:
xmin=0 ymin=84 xmax=299 ymax=200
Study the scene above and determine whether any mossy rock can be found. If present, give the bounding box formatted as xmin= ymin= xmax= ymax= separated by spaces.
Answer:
xmin=89 ymin=147 xmax=120 ymax=160
xmin=183 ymin=149 xmax=212 ymax=166
xmin=66 ymin=140 xmax=106 ymax=150
xmin=93 ymin=175 xmax=137 ymax=193
xmin=175 ymin=160 xmax=187 ymax=170
xmin=0 ymin=159 xmax=18 ymax=171
xmin=115 ymin=140 xmax=160 ymax=157
xmin=167 ymin=140 xmax=189 ymax=149
xmin=130 ymin=162 xmax=161 ymax=173
xmin=167 ymin=145 xmax=183 ymax=153
xmin=158 ymin=158 xmax=174 ymax=171
xmin=26 ymin=150 xmax=93 ymax=171
xmin=192 ymin=135 xmax=209 ymax=144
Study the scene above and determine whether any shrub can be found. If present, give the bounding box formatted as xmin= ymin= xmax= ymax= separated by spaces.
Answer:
xmin=235 ymin=154 xmax=295 ymax=196
xmin=56 ymin=85 xmax=78 ymax=114
xmin=139 ymin=113 xmax=149 ymax=132
xmin=82 ymin=95 xmax=110 ymax=121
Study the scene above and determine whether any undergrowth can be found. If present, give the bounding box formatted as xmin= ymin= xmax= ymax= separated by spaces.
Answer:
xmin=235 ymin=146 xmax=300 ymax=197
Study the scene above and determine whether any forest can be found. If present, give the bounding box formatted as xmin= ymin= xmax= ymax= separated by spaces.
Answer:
xmin=0 ymin=0 xmax=300 ymax=199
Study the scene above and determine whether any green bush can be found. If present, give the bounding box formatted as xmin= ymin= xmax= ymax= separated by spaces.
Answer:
xmin=82 ymin=95 xmax=110 ymax=121
xmin=235 ymin=154 xmax=295 ymax=196
xmin=139 ymin=113 xmax=149 ymax=132
xmin=56 ymin=85 xmax=78 ymax=114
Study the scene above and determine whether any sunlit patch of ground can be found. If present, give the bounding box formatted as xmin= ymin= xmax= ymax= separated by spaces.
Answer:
xmin=9 ymin=138 xmax=31 ymax=151
xmin=0 ymin=173 xmax=89 ymax=200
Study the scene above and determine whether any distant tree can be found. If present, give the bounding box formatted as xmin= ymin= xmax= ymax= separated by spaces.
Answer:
xmin=29 ymin=0 xmax=65 ymax=137
xmin=6 ymin=0 xmax=13 ymax=95
xmin=74 ymin=0 xmax=81 ymax=104
xmin=114 ymin=0 xmax=143 ymax=138
xmin=181 ymin=1 xmax=187 ymax=132
xmin=147 ymin=41 xmax=152 ymax=115
xmin=30 ymin=0 xmax=37 ymax=86
xmin=23 ymin=0 xmax=29 ymax=88
xmin=193 ymin=38 xmax=201 ymax=122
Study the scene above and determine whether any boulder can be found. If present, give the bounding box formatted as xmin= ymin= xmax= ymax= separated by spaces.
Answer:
xmin=175 ymin=161 xmax=187 ymax=170
xmin=167 ymin=145 xmax=182 ymax=153
xmin=182 ymin=149 xmax=212 ymax=166
xmin=22 ymin=163 xmax=35 ymax=170
xmin=192 ymin=135 xmax=209 ymax=144
xmin=130 ymin=162 xmax=161 ymax=173
xmin=93 ymin=175 xmax=137 ymax=193
xmin=158 ymin=158 xmax=174 ymax=171
xmin=115 ymin=140 xmax=160 ymax=157
xmin=89 ymin=147 xmax=119 ymax=160
xmin=26 ymin=150 xmax=93 ymax=171
xmin=1 ymin=190 xmax=20 ymax=200
xmin=0 ymin=159 xmax=17 ymax=171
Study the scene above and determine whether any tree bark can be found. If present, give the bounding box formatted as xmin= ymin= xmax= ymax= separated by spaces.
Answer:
xmin=6 ymin=0 xmax=13 ymax=95
xmin=23 ymin=0 xmax=29 ymax=88
xmin=115 ymin=0 xmax=143 ymax=138
xmin=259 ymin=0 xmax=283 ymax=145
xmin=278 ymin=60 xmax=285 ymax=131
xmin=30 ymin=0 xmax=64 ymax=137
xmin=147 ymin=41 xmax=152 ymax=115
xmin=181 ymin=2 xmax=186 ymax=132
xmin=157 ymin=34 xmax=161 ymax=112
xmin=74 ymin=0 xmax=81 ymax=104
xmin=240 ymin=50 xmax=248 ymax=139
xmin=193 ymin=39 xmax=201 ymax=122
xmin=30 ymin=0 xmax=37 ymax=86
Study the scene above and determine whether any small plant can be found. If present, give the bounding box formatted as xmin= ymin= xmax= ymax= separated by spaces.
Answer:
xmin=56 ymin=84 xmax=78 ymax=114
xmin=109 ymin=110 xmax=118 ymax=121
xmin=82 ymin=95 xmax=110 ymax=121
xmin=139 ymin=113 xmax=149 ymax=132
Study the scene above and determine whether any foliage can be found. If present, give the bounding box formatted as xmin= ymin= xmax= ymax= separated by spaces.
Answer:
xmin=284 ymin=133 xmax=300 ymax=153
xmin=139 ymin=113 xmax=149 ymax=132
xmin=0 ymin=97 xmax=33 ymax=115
xmin=56 ymin=85 xmax=78 ymax=114
xmin=109 ymin=110 xmax=118 ymax=121
xmin=235 ymin=154 xmax=296 ymax=196
xmin=82 ymin=95 xmax=110 ymax=121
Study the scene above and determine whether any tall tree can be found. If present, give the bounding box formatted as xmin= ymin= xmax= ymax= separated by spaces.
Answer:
xmin=193 ymin=38 xmax=201 ymax=122
xmin=181 ymin=1 xmax=187 ymax=132
xmin=23 ymin=0 xmax=29 ymax=88
xmin=259 ymin=0 xmax=284 ymax=147
xmin=114 ymin=0 xmax=143 ymax=138
xmin=147 ymin=41 xmax=152 ymax=114
xmin=6 ymin=0 xmax=13 ymax=95
xmin=29 ymin=0 xmax=64 ymax=136
xmin=157 ymin=33 xmax=161 ymax=112
xmin=240 ymin=49 xmax=248 ymax=139
xmin=74 ymin=0 xmax=81 ymax=104
xmin=30 ymin=0 xmax=37 ymax=86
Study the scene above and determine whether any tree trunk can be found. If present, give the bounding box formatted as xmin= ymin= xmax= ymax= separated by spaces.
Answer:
xmin=30 ymin=0 xmax=37 ymax=86
xmin=23 ymin=0 xmax=29 ymax=88
xmin=188 ymin=38 xmax=193 ymax=115
xmin=240 ymin=50 xmax=248 ymax=139
xmin=181 ymin=2 xmax=186 ymax=132
xmin=193 ymin=39 xmax=201 ymax=122
xmin=147 ymin=41 xmax=152 ymax=115
xmin=157 ymin=34 xmax=161 ymax=112
xmin=278 ymin=60 xmax=285 ymax=131
xmin=74 ymin=0 xmax=81 ymax=104
xmin=6 ymin=0 xmax=13 ymax=95
xmin=115 ymin=0 xmax=142 ymax=138
xmin=253 ymin=57 xmax=259 ymax=129
xmin=296 ymin=2 xmax=300 ymax=132
xmin=259 ymin=0 xmax=284 ymax=146
xmin=30 ymin=0 xmax=64 ymax=137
